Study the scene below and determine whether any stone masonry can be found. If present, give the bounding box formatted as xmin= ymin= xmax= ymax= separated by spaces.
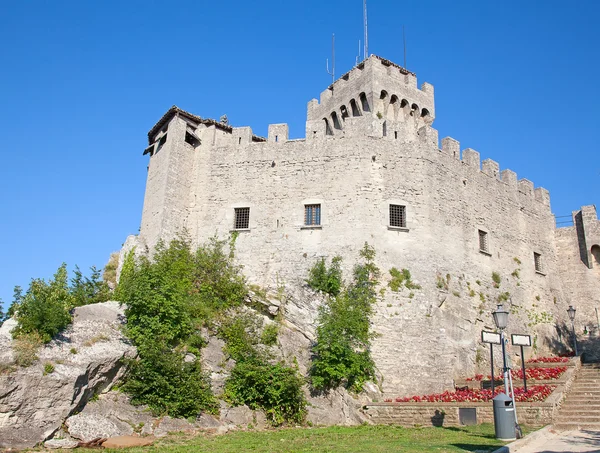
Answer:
xmin=125 ymin=55 xmax=600 ymax=397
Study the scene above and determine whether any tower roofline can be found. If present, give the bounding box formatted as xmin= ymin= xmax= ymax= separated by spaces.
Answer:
xmin=147 ymin=105 xmax=266 ymax=145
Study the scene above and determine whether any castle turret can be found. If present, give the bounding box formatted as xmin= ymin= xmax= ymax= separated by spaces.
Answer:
xmin=306 ymin=55 xmax=435 ymax=140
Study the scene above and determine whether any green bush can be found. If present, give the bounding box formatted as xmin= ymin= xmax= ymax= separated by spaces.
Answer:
xmin=12 ymin=264 xmax=73 ymax=343
xmin=116 ymin=236 xmax=247 ymax=418
xmin=218 ymin=310 xmax=306 ymax=425
xmin=224 ymin=359 xmax=306 ymax=426
xmin=310 ymin=243 xmax=378 ymax=393
xmin=122 ymin=341 xmax=218 ymax=418
xmin=43 ymin=362 xmax=55 ymax=375
xmin=71 ymin=265 xmax=112 ymax=307
xmin=306 ymin=256 xmax=343 ymax=296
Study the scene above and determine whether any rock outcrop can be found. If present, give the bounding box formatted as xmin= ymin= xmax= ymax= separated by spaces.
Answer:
xmin=0 ymin=301 xmax=135 ymax=450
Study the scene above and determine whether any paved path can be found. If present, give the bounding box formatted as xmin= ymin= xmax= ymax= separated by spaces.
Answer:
xmin=505 ymin=428 xmax=600 ymax=452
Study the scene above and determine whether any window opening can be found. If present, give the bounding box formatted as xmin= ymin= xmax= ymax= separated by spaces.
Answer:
xmin=234 ymin=207 xmax=250 ymax=230
xmin=592 ymin=245 xmax=600 ymax=267
xmin=155 ymin=134 xmax=167 ymax=153
xmin=389 ymin=205 xmax=406 ymax=228
xmin=304 ymin=204 xmax=321 ymax=226
xmin=360 ymin=92 xmax=370 ymax=112
xmin=394 ymin=131 xmax=398 ymax=139
xmin=534 ymin=252 xmax=543 ymax=273
xmin=350 ymin=99 xmax=361 ymax=116
xmin=479 ymin=230 xmax=489 ymax=253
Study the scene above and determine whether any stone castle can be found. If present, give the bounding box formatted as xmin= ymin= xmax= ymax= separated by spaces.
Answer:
xmin=125 ymin=55 xmax=600 ymax=396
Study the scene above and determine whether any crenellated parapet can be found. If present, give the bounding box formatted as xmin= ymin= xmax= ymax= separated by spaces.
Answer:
xmin=437 ymin=133 xmax=551 ymax=210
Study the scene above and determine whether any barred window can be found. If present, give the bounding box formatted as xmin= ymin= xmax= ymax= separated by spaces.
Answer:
xmin=304 ymin=204 xmax=321 ymax=226
xmin=389 ymin=204 xmax=406 ymax=228
xmin=534 ymin=252 xmax=543 ymax=273
xmin=479 ymin=230 xmax=489 ymax=253
xmin=234 ymin=207 xmax=250 ymax=230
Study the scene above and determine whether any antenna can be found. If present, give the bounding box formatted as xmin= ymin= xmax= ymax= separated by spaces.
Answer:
xmin=356 ymin=40 xmax=361 ymax=65
xmin=326 ymin=33 xmax=335 ymax=83
xmin=403 ymin=25 xmax=407 ymax=68
xmin=363 ymin=0 xmax=369 ymax=58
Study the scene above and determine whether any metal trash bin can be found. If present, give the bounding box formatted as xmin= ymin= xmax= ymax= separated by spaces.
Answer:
xmin=492 ymin=393 xmax=516 ymax=441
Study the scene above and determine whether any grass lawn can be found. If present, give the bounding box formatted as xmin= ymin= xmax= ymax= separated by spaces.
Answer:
xmin=75 ymin=423 xmax=521 ymax=453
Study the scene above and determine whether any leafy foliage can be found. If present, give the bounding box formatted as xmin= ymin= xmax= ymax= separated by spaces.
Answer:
xmin=71 ymin=265 xmax=112 ymax=307
xmin=218 ymin=310 xmax=306 ymax=425
xmin=116 ymin=237 xmax=245 ymax=417
xmin=310 ymin=243 xmax=379 ymax=393
xmin=103 ymin=252 xmax=119 ymax=288
xmin=306 ymin=256 xmax=343 ymax=296
xmin=122 ymin=341 xmax=218 ymax=418
xmin=224 ymin=360 xmax=306 ymax=426
xmin=12 ymin=264 xmax=73 ymax=343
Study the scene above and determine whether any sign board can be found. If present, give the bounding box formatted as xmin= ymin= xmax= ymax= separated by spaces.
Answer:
xmin=511 ymin=334 xmax=531 ymax=347
xmin=481 ymin=330 xmax=501 ymax=344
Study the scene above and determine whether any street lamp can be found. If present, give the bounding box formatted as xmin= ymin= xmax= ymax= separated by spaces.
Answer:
xmin=492 ymin=304 xmax=510 ymax=394
xmin=567 ymin=305 xmax=578 ymax=356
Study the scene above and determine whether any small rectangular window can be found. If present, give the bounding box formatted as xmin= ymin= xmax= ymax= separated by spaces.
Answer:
xmin=479 ymin=230 xmax=489 ymax=254
xmin=234 ymin=207 xmax=250 ymax=230
xmin=534 ymin=252 xmax=543 ymax=273
xmin=389 ymin=205 xmax=406 ymax=228
xmin=304 ymin=204 xmax=321 ymax=226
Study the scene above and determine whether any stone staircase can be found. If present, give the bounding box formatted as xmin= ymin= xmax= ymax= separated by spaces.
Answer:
xmin=554 ymin=362 xmax=600 ymax=430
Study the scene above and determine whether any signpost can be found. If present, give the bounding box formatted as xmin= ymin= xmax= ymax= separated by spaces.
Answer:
xmin=511 ymin=334 xmax=531 ymax=392
xmin=482 ymin=331 xmax=501 ymax=395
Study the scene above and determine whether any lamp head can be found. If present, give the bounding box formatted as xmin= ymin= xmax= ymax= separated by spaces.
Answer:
xmin=492 ymin=304 xmax=509 ymax=330
xmin=567 ymin=305 xmax=576 ymax=322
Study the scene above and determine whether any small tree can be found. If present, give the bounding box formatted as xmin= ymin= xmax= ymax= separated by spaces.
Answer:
xmin=13 ymin=264 xmax=73 ymax=343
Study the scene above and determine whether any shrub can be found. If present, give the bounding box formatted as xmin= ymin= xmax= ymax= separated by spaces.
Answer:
xmin=122 ymin=341 xmax=218 ymax=418
xmin=491 ymin=272 xmax=501 ymax=287
xmin=70 ymin=347 xmax=78 ymax=354
xmin=13 ymin=264 xmax=73 ymax=343
xmin=224 ymin=359 xmax=306 ymax=426
xmin=310 ymin=243 xmax=378 ymax=393
xmin=71 ymin=265 xmax=112 ymax=307
xmin=306 ymin=256 xmax=343 ymax=296
xmin=116 ymin=236 xmax=247 ymax=418
xmin=43 ymin=362 xmax=55 ymax=375
xmin=103 ymin=252 xmax=119 ymax=288
xmin=261 ymin=323 xmax=279 ymax=346
xmin=13 ymin=332 xmax=43 ymax=367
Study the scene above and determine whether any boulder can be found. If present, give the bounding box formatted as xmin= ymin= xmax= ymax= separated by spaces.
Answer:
xmin=0 ymin=301 xmax=136 ymax=450
xmin=44 ymin=438 xmax=79 ymax=449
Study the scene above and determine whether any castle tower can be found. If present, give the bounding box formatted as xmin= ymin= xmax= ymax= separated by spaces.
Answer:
xmin=305 ymin=56 xmax=435 ymax=140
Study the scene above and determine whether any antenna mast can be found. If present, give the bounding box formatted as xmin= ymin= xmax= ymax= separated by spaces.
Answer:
xmin=326 ymin=33 xmax=335 ymax=84
xmin=403 ymin=25 xmax=407 ymax=68
xmin=363 ymin=0 xmax=369 ymax=58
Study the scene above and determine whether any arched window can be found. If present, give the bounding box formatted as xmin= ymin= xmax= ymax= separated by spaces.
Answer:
xmin=411 ymin=103 xmax=420 ymax=117
xmin=389 ymin=95 xmax=399 ymax=120
xmin=331 ymin=111 xmax=342 ymax=130
xmin=421 ymin=108 xmax=430 ymax=118
xmin=350 ymin=99 xmax=361 ymax=116
xmin=340 ymin=105 xmax=349 ymax=119
xmin=592 ymin=245 xmax=600 ymax=267
xmin=323 ymin=118 xmax=333 ymax=136
xmin=359 ymin=92 xmax=370 ymax=112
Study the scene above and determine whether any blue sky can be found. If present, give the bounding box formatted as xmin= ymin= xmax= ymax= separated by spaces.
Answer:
xmin=0 ymin=1 xmax=598 ymax=310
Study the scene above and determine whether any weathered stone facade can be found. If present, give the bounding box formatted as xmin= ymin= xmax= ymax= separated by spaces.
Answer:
xmin=127 ymin=55 xmax=599 ymax=397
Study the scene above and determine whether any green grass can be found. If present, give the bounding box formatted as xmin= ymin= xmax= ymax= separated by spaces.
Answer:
xmin=76 ymin=423 xmax=514 ymax=453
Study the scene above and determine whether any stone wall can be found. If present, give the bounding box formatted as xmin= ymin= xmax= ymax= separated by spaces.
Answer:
xmin=363 ymin=402 xmax=554 ymax=428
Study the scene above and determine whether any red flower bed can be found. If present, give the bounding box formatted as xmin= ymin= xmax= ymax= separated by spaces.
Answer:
xmin=527 ymin=356 xmax=570 ymax=363
xmin=384 ymin=385 xmax=555 ymax=403
xmin=511 ymin=367 xmax=567 ymax=380
xmin=465 ymin=367 xmax=566 ymax=382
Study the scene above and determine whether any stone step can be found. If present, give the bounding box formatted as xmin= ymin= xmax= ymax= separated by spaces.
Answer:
xmin=561 ymin=402 xmax=600 ymax=408
xmin=558 ymin=410 xmax=600 ymax=417
xmin=555 ymin=415 xmax=600 ymax=423
xmin=554 ymin=422 xmax=600 ymax=431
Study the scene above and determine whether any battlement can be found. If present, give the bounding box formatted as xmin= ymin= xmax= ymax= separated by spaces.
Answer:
xmin=438 ymin=132 xmax=550 ymax=209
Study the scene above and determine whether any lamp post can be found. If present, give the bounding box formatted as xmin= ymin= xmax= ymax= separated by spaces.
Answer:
xmin=492 ymin=304 xmax=510 ymax=394
xmin=567 ymin=305 xmax=578 ymax=356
